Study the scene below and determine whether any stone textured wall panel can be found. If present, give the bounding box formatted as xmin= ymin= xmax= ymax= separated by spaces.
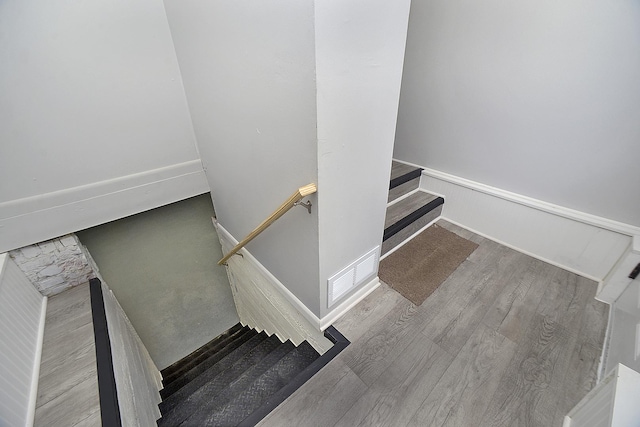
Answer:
xmin=9 ymin=234 xmax=96 ymax=296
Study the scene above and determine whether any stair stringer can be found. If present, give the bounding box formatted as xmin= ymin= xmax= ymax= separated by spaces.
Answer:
xmin=214 ymin=220 xmax=333 ymax=355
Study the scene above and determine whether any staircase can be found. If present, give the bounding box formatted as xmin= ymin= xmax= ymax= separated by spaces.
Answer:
xmin=382 ymin=160 xmax=444 ymax=257
xmin=156 ymin=323 xmax=347 ymax=426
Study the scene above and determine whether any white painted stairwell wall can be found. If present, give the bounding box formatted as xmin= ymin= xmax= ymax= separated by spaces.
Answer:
xmin=314 ymin=0 xmax=412 ymax=317
xmin=0 ymin=254 xmax=47 ymax=427
xmin=0 ymin=0 xmax=208 ymax=253
xmin=163 ymin=0 xmax=321 ymax=316
xmin=394 ymin=0 xmax=640 ymax=229
xmin=165 ymin=0 xmax=412 ymax=321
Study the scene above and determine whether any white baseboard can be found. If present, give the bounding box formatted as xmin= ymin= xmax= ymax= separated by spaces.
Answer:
xmin=420 ymin=168 xmax=634 ymax=282
xmin=319 ymin=277 xmax=381 ymax=330
xmin=380 ymin=214 xmax=441 ymax=261
xmin=27 ymin=295 xmax=47 ymax=427
xmin=215 ymin=223 xmax=323 ymax=327
xmin=0 ymin=160 xmax=210 ymax=253
xmin=422 ymin=167 xmax=640 ymax=237
xmin=215 ymin=222 xmax=381 ymax=332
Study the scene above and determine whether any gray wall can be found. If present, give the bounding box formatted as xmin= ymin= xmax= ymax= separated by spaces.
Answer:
xmin=0 ymin=0 xmax=206 ymax=252
xmin=163 ymin=0 xmax=321 ymax=315
xmin=77 ymin=195 xmax=238 ymax=369
xmin=165 ymin=0 xmax=411 ymax=318
xmin=315 ymin=0 xmax=411 ymax=316
xmin=394 ymin=0 xmax=640 ymax=227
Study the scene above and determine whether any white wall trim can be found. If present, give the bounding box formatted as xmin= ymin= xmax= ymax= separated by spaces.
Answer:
xmin=215 ymin=223 xmax=323 ymax=328
xmin=422 ymin=167 xmax=640 ymax=237
xmin=0 ymin=253 xmax=47 ymax=427
xmin=442 ymin=217 xmax=603 ymax=283
xmin=0 ymin=160 xmax=210 ymax=253
xmin=216 ymin=222 xmax=381 ymax=331
xmin=319 ymin=277 xmax=380 ymax=331
xmin=380 ymin=214 xmax=441 ymax=261
xmin=27 ymin=295 xmax=47 ymax=427
xmin=419 ymin=168 xmax=632 ymax=282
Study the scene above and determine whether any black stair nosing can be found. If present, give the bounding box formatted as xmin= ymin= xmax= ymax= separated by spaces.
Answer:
xmin=389 ymin=167 xmax=423 ymax=190
xmin=383 ymin=196 xmax=445 ymax=242
xmin=238 ymin=326 xmax=350 ymax=427
xmin=180 ymin=341 xmax=320 ymax=426
xmin=161 ymin=323 xmax=244 ymax=379
xmin=158 ymin=341 xmax=297 ymax=427
xmin=162 ymin=326 xmax=252 ymax=386
xmin=160 ymin=331 xmax=268 ymax=400
xmin=159 ymin=334 xmax=282 ymax=415
xmin=89 ymin=278 xmax=122 ymax=427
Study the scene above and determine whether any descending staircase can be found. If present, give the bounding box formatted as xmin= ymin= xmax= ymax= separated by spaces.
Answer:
xmin=382 ymin=160 xmax=444 ymax=256
xmin=157 ymin=323 xmax=347 ymax=426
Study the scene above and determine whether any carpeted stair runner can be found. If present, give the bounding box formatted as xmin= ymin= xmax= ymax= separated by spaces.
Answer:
xmin=157 ymin=324 xmax=347 ymax=426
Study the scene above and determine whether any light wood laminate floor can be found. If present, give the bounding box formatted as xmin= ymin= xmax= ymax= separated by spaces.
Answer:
xmin=34 ymin=282 xmax=100 ymax=426
xmin=258 ymin=220 xmax=609 ymax=427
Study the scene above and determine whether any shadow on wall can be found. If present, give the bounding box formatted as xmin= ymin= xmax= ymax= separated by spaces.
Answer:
xmin=77 ymin=194 xmax=239 ymax=370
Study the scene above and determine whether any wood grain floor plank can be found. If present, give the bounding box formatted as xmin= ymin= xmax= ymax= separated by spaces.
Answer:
xmin=550 ymin=280 xmax=608 ymax=425
xmin=415 ymin=243 xmax=510 ymax=329
xmin=334 ymin=336 xmax=450 ymax=427
xmin=72 ymin=409 xmax=101 ymax=427
xmin=437 ymin=219 xmax=486 ymax=245
xmin=421 ymin=246 xmax=522 ymax=354
xmin=408 ymin=325 xmax=517 ymax=427
xmin=536 ymin=270 xmax=594 ymax=334
xmin=35 ymin=282 xmax=100 ymax=427
xmin=483 ymin=257 xmax=553 ymax=343
xmin=341 ymin=299 xmax=423 ymax=386
xmin=256 ymin=359 xmax=368 ymax=427
xmin=479 ymin=314 xmax=575 ymax=427
xmin=34 ymin=375 xmax=100 ymax=427
xmin=254 ymin=221 xmax=608 ymax=427
xmin=333 ymin=281 xmax=405 ymax=342
xmin=37 ymin=340 xmax=97 ymax=406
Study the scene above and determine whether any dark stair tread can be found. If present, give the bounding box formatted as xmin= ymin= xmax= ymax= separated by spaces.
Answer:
xmin=385 ymin=191 xmax=438 ymax=228
xmin=178 ymin=341 xmax=320 ymax=426
xmin=162 ymin=326 xmax=251 ymax=386
xmin=161 ymin=330 xmax=267 ymax=399
xmin=390 ymin=161 xmax=423 ymax=190
xmin=161 ymin=323 xmax=244 ymax=380
xmin=159 ymin=334 xmax=282 ymax=415
xmin=383 ymin=194 xmax=444 ymax=242
xmin=158 ymin=341 xmax=297 ymax=427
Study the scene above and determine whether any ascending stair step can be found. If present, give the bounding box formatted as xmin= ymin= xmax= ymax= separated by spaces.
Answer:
xmin=382 ymin=190 xmax=444 ymax=256
xmin=388 ymin=161 xmax=423 ymax=203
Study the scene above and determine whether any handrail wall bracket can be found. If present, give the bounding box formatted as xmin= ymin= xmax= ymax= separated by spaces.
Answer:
xmin=217 ymin=183 xmax=317 ymax=265
xmin=293 ymin=200 xmax=313 ymax=214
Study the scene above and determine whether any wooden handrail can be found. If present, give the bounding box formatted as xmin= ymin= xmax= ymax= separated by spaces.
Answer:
xmin=218 ymin=183 xmax=317 ymax=265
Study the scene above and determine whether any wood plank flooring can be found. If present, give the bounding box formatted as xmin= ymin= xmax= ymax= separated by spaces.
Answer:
xmin=258 ymin=220 xmax=609 ymax=427
xmin=34 ymin=282 xmax=100 ymax=426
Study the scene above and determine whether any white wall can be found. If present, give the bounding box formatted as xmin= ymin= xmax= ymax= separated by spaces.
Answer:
xmin=0 ymin=0 xmax=207 ymax=252
xmin=394 ymin=0 xmax=640 ymax=228
xmin=0 ymin=254 xmax=46 ymax=427
xmin=315 ymin=0 xmax=412 ymax=317
xmin=163 ymin=0 xmax=322 ymax=315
